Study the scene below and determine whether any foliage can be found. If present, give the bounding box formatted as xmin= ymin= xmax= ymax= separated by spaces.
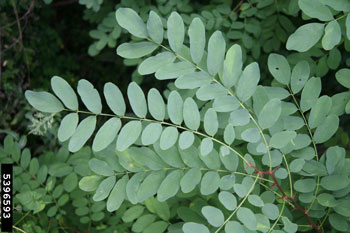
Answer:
xmin=23 ymin=4 xmax=350 ymax=233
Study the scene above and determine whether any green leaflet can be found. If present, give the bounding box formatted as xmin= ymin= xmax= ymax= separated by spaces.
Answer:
xmin=268 ymin=54 xmax=291 ymax=85
xmin=117 ymin=42 xmax=158 ymax=59
xmin=225 ymin=221 xmax=244 ymax=233
xmin=69 ymin=116 xmax=96 ymax=152
xmin=290 ymin=60 xmax=310 ymax=94
xmin=77 ymin=79 xmax=102 ymax=114
xmin=126 ymin=172 xmax=146 ymax=204
xmin=93 ymin=176 xmax=116 ymax=201
xmin=300 ymin=77 xmax=321 ymax=112
xmin=258 ymin=98 xmax=281 ymax=129
xmin=167 ymin=91 xmax=183 ymax=125
xmin=129 ymin=147 xmax=166 ymax=170
xmin=320 ymin=0 xmax=350 ymax=11
xmin=298 ymin=0 xmax=333 ymax=21
xmin=196 ymin=83 xmax=227 ymax=101
xmin=175 ymin=71 xmax=211 ymax=89
xmin=213 ymin=95 xmax=240 ymax=112
xmin=203 ymin=108 xmax=218 ymax=136
xmin=147 ymin=11 xmax=163 ymax=44
xmin=290 ymin=159 xmax=305 ymax=173
xmin=322 ymin=20 xmax=341 ymax=50
xmin=107 ymin=175 xmax=128 ymax=212
xmin=89 ymin=158 xmax=114 ymax=176
xmin=313 ymin=115 xmax=339 ymax=144
xmin=145 ymin=196 xmax=170 ymax=221
xmin=262 ymin=203 xmax=279 ymax=220
xmin=183 ymin=97 xmax=200 ymax=130
xmin=157 ymin=170 xmax=183 ymax=202
xmin=79 ymin=175 xmax=103 ymax=192
xmin=51 ymin=76 xmax=78 ymax=110
xmin=241 ymin=128 xmax=260 ymax=143
xmin=237 ymin=207 xmax=257 ymax=230
xmin=132 ymin=214 xmax=156 ymax=232
xmin=270 ymin=130 xmax=296 ymax=149
xmin=207 ymin=31 xmax=225 ymax=75
xmin=330 ymin=92 xmax=350 ymax=116
xmin=294 ymin=178 xmax=316 ymax=193
xmin=179 ymin=145 xmax=205 ymax=168
xmin=200 ymin=138 xmax=213 ymax=156
xmin=104 ymin=82 xmax=126 ymax=116
xmin=200 ymin=147 xmax=221 ymax=170
xmin=137 ymin=170 xmax=165 ymax=202
xmin=188 ymin=18 xmax=205 ymax=64
xmin=128 ymin=82 xmax=147 ymax=118
xmin=347 ymin=14 xmax=350 ymax=40
xmin=308 ymin=96 xmax=332 ymax=129
xmin=115 ymin=8 xmax=147 ymax=39
xmin=143 ymin=221 xmax=168 ymax=233
xmin=237 ymin=62 xmax=260 ymax=102
xmin=329 ymin=214 xmax=348 ymax=232
xmin=223 ymin=124 xmax=235 ymax=145
xmin=141 ymin=123 xmax=162 ymax=145
xmin=200 ymin=171 xmax=220 ymax=195
xmin=155 ymin=61 xmax=195 ymax=80
xmin=167 ymin=12 xmax=184 ymax=52
xmin=25 ymin=91 xmax=63 ymax=113
xmin=282 ymin=217 xmax=298 ymax=233
xmin=178 ymin=131 xmax=195 ymax=150
xmin=320 ymin=175 xmax=350 ymax=191
xmin=201 ymin=206 xmax=224 ymax=227
xmin=317 ymin=193 xmax=338 ymax=207
xmin=248 ymin=195 xmax=264 ymax=207
xmin=221 ymin=44 xmax=242 ymax=88
xmin=286 ymin=23 xmax=324 ymax=52
xmin=138 ymin=52 xmax=176 ymax=75
xmin=180 ymin=168 xmax=201 ymax=193
xmin=148 ymin=88 xmax=165 ymax=121
xmin=122 ymin=205 xmax=145 ymax=223
xmin=334 ymin=199 xmax=350 ymax=217
xmin=63 ymin=173 xmax=78 ymax=192
xmin=153 ymin=142 xmax=184 ymax=168
xmin=219 ymin=191 xmax=237 ymax=210
xmin=58 ymin=113 xmax=78 ymax=142
xmin=183 ymin=223 xmax=209 ymax=233
xmin=346 ymin=100 xmax=350 ymax=114
xmin=326 ymin=146 xmax=345 ymax=174
xmin=229 ymin=109 xmax=250 ymax=126
xmin=160 ymin=126 xmax=178 ymax=150
xmin=335 ymin=68 xmax=350 ymax=88
xmin=92 ymin=117 xmax=121 ymax=152
xmin=116 ymin=121 xmax=142 ymax=152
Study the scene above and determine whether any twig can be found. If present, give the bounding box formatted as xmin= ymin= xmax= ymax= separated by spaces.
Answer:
xmin=246 ymin=162 xmax=323 ymax=233
xmin=11 ymin=0 xmax=24 ymax=50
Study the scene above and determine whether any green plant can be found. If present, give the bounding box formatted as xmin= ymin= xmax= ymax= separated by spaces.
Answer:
xmin=23 ymin=6 xmax=350 ymax=233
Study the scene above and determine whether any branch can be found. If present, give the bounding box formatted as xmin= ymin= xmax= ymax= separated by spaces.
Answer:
xmin=246 ymin=162 xmax=323 ymax=233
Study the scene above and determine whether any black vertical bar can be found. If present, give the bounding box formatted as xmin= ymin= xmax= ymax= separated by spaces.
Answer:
xmin=1 ymin=163 xmax=13 ymax=232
